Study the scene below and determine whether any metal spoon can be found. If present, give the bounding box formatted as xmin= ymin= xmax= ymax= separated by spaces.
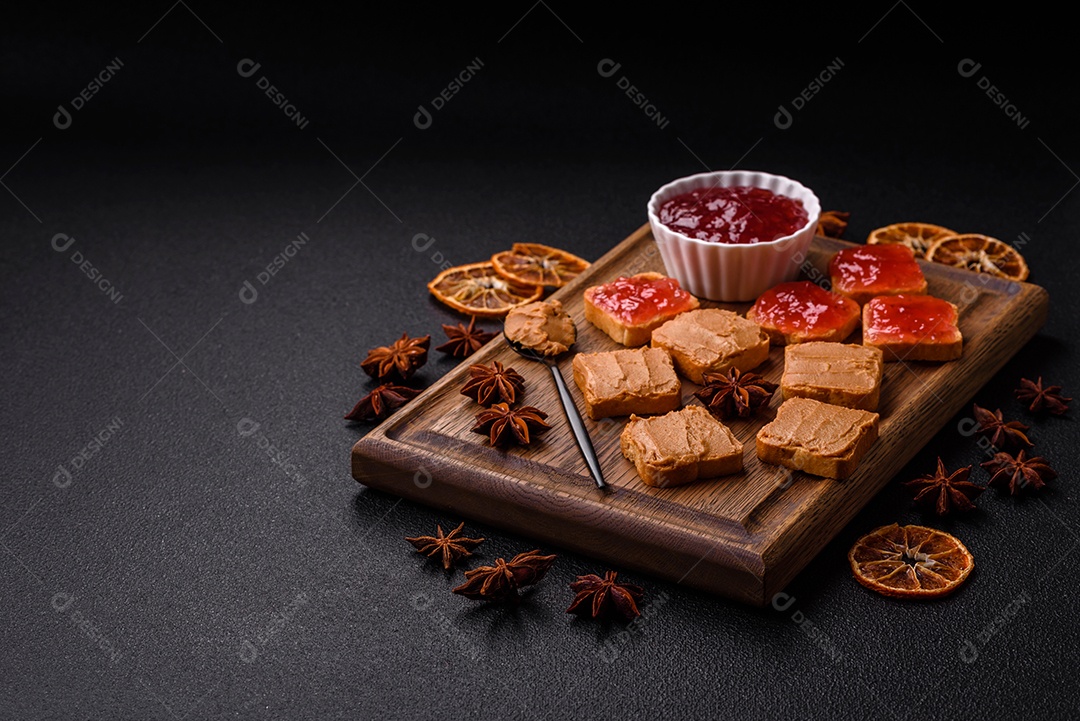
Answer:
xmin=503 ymin=334 xmax=607 ymax=489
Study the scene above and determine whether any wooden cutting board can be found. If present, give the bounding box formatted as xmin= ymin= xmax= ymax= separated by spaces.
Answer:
xmin=351 ymin=224 xmax=1048 ymax=605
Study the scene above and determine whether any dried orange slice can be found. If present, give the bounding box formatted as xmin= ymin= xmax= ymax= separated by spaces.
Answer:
xmin=925 ymin=233 xmax=1029 ymax=281
xmin=491 ymin=243 xmax=590 ymax=288
xmin=867 ymin=222 xmax=956 ymax=259
xmin=849 ymin=523 xmax=974 ymax=599
xmin=427 ymin=261 xmax=543 ymax=318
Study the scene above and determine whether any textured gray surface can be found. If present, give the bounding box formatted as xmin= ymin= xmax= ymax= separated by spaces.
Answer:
xmin=1 ymin=6 xmax=1078 ymax=720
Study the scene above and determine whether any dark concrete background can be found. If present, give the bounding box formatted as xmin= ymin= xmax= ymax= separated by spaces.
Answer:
xmin=2 ymin=5 xmax=1078 ymax=720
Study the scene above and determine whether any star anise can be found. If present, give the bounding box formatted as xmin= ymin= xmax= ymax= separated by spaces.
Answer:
xmin=472 ymin=403 xmax=550 ymax=447
xmin=435 ymin=317 xmax=496 ymax=358
xmin=344 ymin=383 xmax=420 ymax=422
xmin=566 ymin=571 xmax=644 ymax=622
xmin=452 ymin=549 xmax=557 ymax=603
xmin=694 ymin=367 xmax=778 ymax=420
xmin=972 ymin=404 xmax=1032 ymax=451
xmin=981 ymin=450 xmax=1057 ymax=495
xmin=816 ymin=210 xmax=850 ymax=239
xmin=405 ymin=522 xmax=485 ymax=570
xmin=361 ymin=332 xmax=430 ymax=382
xmin=461 ymin=361 xmax=526 ymax=406
xmin=1015 ymin=377 xmax=1071 ymax=416
xmin=902 ymin=457 xmax=984 ymax=516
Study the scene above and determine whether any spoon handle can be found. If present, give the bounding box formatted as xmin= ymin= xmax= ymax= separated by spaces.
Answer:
xmin=547 ymin=362 xmax=607 ymax=489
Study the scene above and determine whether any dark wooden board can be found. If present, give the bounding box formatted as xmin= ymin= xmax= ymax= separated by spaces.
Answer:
xmin=351 ymin=224 xmax=1049 ymax=605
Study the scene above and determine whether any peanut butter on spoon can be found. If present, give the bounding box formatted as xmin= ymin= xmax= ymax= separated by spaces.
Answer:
xmin=504 ymin=299 xmax=577 ymax=357
xmin=502 ymin=299 xmax=604 ymax=489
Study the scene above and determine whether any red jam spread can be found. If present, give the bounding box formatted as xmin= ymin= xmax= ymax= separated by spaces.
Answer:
xmin=749 ymin=281 xmax=859 ymax=336
xmin=829 ymin=245 xmax=925 ymax=298
xmin=863 ymin=294 xmax=958 ymax=344
xmin=586 ymin=275 xmax=697 ymax=325
xmin=658 ymin=185 xmax=809 ymax=244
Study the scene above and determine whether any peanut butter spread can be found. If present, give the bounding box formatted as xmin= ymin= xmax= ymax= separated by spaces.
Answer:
xmin=623 ymin=405 xmax=741 ymax=467
xmin=652 ymin=309 xmax=768 ymax=369
xmin=504 ymin=299 xmax=576 ymax=356
xmin=574 ymin=347 xmax=679 ymax=402
xmin=758 ymin=397 xmax=877 ymax=457
xmin=783 ymin=343 xmax=883 ymax=394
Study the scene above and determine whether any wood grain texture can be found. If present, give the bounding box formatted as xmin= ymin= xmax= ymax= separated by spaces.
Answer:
xmin=352 ymin=223 xmax=1049 ymax=606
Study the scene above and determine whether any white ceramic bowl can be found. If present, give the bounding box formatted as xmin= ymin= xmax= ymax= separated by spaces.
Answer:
xmin=647 ymin=170 xmax=821 ymax=302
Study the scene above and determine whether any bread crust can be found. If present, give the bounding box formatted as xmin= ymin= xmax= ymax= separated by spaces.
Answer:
xmin=651 ymin=309 xmax=770 ymax=384
xmin=571 ymin=347 xmax=682 ymax=420
xmin=583 ymin=272 xmax=700 ymax=347
xmin=755 ymin=398 xmax=879 ymax=479
xmin=861 ymin=297 xmax=963 ymax=362
xmin=746 ymin=300 xmax=860 ymax=346
xmin=783 ymin=384 xmax=880 ymax=412
xmin=829 ymin=244 xmax=928 ymax=306
xmin=836 ymin=280 xmax=928 ymax=307
xmin=864 ymin=335 xmax=963 ymax=362
xmin=781 ymin=343 xmax=884 ymax=411
xmin=620 ymin=406 xmax=743 ymax=487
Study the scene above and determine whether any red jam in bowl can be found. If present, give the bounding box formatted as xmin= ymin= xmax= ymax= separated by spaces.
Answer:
xmin=658 ymin=185 xmax=809 ymax=244
xmin=585 ymin=275 xmax=697 ymax=325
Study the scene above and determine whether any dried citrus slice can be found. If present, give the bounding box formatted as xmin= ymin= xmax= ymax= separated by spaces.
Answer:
xmin=849 ymin=523 xmax=974 ymax=599
xmin=925 ymin=233 xmax=1029 ymax=281
xmin=491 ymin=243 xmax=590 ymax=288
xmin=427 ymin=262 xmax=543 ymax=318
xmin=867 ymin=222 xmax=956 ymax=259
